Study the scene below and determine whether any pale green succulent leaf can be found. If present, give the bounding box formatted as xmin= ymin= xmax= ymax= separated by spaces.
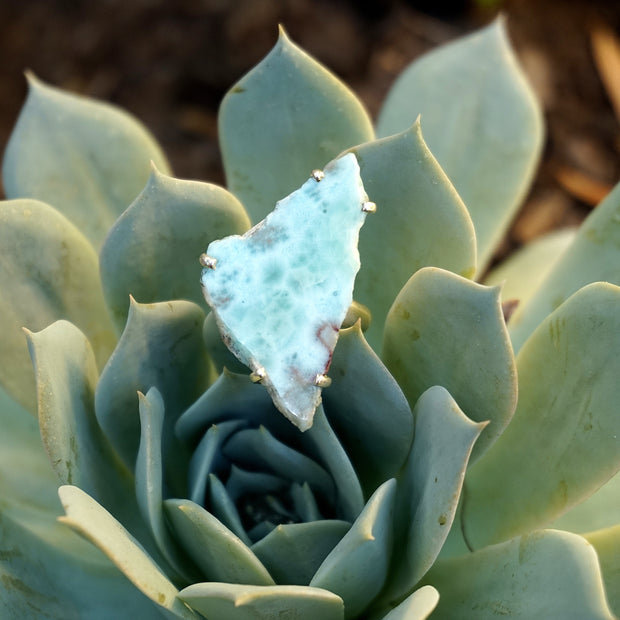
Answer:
xmin=0 ymin=387 xmax=81 ymax=616
xmin=26 ymin=320 xmax=153 ymax=547
xmin=179 ymin=582 xmax=344 ymax=620
xmin=348 ymin=120 xmax=476 ymax=350
xmin=0 ymin=387 xmax=150 ymax=618
xmin=290 ymin=482 xmax=322 ymax=521
xmin=58 ymin=485 xmax=199 ymax=619
xmin=219 ymin=27 xmax=374 ymax=225
xmin=323 ymin=322 xmax=413 ymax=494
xmin=424 ymin=530 xmax=613 ymax=619
xmin=0 ymin=391 xmax=153 ymax=618
xmin=510 ymin=180 xmax=620 ymax=351
xmin=208 ymin=473 xmax=253 ymax=545
xmin=164 ymin=498 xmax=274 ymax=586
xmin=3 ymin=74 xmax=171 ymax=249
xmin=379 ymin=387 xmax=485 ymax=609
xmin=300 ymin=404 xmax=364 ymax=522
xmin=483 ymin=227 xmax=577 ymax=307
xmin=463 ymin=283 xmax=620 ymax=548
xmin=136 ymin=388 xmax=198 ymax=583
xmin=378 ymin=586 xmax=439 ymax=620
xmin=100 ymin=168 xmax=251 ymax=329
xmin=310 ymin=479 xmax=396 ymax=619
xmin=95 ymin=299 xmax=208 ymax=488
xmin=0 ymin=199 xmax=116 ymax=413
xmin=188 ymin=420 xmax=246 ymax=507
xmin=0 ymin=386 xmax=62 ymax=518
xmin=251 ymin=521 xmax=351 ymax=586
xmin=586 ymin=524 xmax=620 ymax=618
xmin=26 ymin=319 xmax=111 ymax=489
xmin=383 ymin=267 xmax=517 ymax=461
xmin=552 ymin=470 xmax=620 ymax=534
xmin=0 ymin=503 xmax=165 ymax=619
xmin=201 ymin=153 xmax=369 ymax=431
xmin=377 ymin=19 xmax=543 ymax=272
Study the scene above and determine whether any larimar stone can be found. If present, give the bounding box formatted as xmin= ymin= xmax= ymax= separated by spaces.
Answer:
xmin=201 ymin=153 xmax=371 ymax=430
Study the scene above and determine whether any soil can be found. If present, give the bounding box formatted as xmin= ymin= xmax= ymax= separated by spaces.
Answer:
xmin=0 ymin=0 xmax=618 ymax=262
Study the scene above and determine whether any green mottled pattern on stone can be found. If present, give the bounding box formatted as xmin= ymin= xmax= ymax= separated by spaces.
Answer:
xmin=201 ymin=154 xmax=370 ymax=431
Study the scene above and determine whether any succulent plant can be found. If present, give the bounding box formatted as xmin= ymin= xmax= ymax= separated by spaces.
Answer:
xmin=1 ymin=17 xmax=620 ymax=619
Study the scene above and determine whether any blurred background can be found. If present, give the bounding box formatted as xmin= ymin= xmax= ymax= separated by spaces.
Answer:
xmin=0 ymin=0 xmax=619 ymax=261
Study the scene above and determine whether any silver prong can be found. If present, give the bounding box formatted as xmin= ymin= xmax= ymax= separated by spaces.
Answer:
xmin=361 ymin=201 xmax=377 ymax=214
xmin=311 ymin=169 xmax=325 ymax=182
xmin=250 ymin=367 xmax=266 ymax=383
xmin=314 ymin=374 xmax=332 ymax=388
xmin=199 ymin=253 xmax=217 ymax=269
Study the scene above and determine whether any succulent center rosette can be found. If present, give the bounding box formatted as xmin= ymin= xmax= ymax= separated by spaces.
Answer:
xmin=174 ymin=360 xmax=396 ymax=592
xmin=178 ymin=377 xmax=356 ymax=546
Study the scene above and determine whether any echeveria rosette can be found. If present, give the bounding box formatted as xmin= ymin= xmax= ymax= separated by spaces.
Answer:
xmin=169 ymin=326 xmax=452 ymax=619
xmin=32 ymin=301 xmax=462 ymax=619
xmin=0 ymin=17 xmax=619 ymax=620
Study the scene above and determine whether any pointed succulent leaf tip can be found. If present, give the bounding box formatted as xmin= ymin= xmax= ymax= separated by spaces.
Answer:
xmin=251 ymin=520 xmax=352 ymax=586
xmin=383 ymin=267 xmax=517 ymax=462
xmin=163 ymin=498 xmax=275 ymax=586
xmin=58 ymin=485 xmax=200 ymax=619
xmin=25 ymin=319 xmax=153 ymax=547
xmin=201 ymin=154 xmax=371 ymax=431
xmin=372 ymin=386 xmax=485 ymax=614
xmin=95 ymin=297 xmax=208 ymax=483
xmin=100 ymin=165 xmax=251 ymax=331
xmin=218 ymin=25 xmax=374 ymax=224
xmin=3 ymin=73 xmax=171 ymax=250
xmin=377 ymin=17 xmax=543 ymax=274
xmin=310 ymin=478 xmax=397 ymax=618
xmin=380 ymin=586 xmax=439 ymax=620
